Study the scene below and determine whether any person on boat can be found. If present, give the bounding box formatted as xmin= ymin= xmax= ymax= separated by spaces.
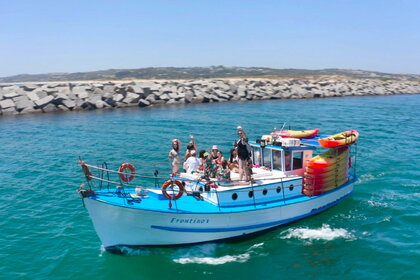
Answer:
xmin=168 ymin=139 xmax=181 ymax=175
xmin=228 ymin=148 xmax=239 ymax=172
xmin=236 ymin=126 xmax=251 ymax=181
xmin=183 ymin=150 xmax=200 ymax=174
xmin=215 ymin=150 xmax=225 ymax=166
xmin=198 ymin=149 xmax=207 ymax=170
xmin=202 ymin=152 xmax=213 ymax=178
xmin=184 ymin=134 xmax=197 ymax=161
xmin=210 ymin=145 xmax=219 ymax=161
xmin=217 ymin=160 xmax=231 ymax=182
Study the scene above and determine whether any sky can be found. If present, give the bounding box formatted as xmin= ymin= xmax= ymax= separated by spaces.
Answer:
xmin=0 ymin=0 xmax=419 ymax=77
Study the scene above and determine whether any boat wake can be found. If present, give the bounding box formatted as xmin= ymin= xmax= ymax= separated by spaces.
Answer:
xmin=280 ymin=224 xmax=355 ymax=243
xmin=172 ymin=242 xmax=265 ymax=265
xmin=173 ymin=252 xmax=250 ymax=265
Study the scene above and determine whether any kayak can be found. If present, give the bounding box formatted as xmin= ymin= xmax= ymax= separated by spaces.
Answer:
xmin=272 ymin=128 xmax=319 ymax=139
xmin=307 ymin=149 xmax=349 ymax=169
xmin=302 ymin=178 xmax=348 ymax=196
xmin=319 ymin=130 xmax=359 ymax=148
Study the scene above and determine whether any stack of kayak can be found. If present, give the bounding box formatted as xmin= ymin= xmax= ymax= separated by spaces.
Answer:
xmin=303 ymin=147 xmax=350 ymax=196
xmin=302 ymin=129 xmax=359 ymax=196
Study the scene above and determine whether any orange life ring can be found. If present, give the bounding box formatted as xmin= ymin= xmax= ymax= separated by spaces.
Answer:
xmin=119 ymin=163 xmax=136 ymax=182
xmin=161 ymin=180 xmax=185 ymax=200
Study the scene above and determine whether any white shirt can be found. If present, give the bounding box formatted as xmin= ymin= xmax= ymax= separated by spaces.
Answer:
xmin=184 ymin=156 xmax=200 ymax=173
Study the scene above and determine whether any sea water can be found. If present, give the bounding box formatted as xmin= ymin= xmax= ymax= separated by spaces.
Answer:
xmin=0 ymin=94 xmax=419 ymax=280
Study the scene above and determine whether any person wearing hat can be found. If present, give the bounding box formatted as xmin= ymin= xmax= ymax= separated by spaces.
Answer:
xmin=210 ymin=145 xmax=219 ymax=160
xmin=183 ymin=150 xmax=200 ymax=174
xmin=168 ymin=139 xmax=181 ymax=175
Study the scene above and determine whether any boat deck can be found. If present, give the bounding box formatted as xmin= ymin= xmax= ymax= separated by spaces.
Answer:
xmin=90 ymin=180 xmax=353 ymax=214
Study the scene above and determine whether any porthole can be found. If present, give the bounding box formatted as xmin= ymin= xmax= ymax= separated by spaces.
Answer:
xmin=232 ymin=193 xmax=238 ymax=200
xmin=276 ymin=186 xmax=281 ymax=193
xmin=262 ymin=189 xmax=268 ymax=195
xmin=248 ymin=191 xmax=254 ymax=198
xmin=289 ymin=184 xmax=294 ymax=191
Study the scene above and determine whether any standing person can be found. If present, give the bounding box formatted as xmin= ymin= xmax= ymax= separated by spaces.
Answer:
xmin=236 ymin=126 xmax=251 ymax=181
xmin=168 ymin=139 xmax=181 ymax=175
xmin=184 ymin=134 xmax=198 ymax=161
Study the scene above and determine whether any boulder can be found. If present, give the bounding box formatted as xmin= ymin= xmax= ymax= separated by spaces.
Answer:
xmin=34 ymin=90 xmax=48 ymax=99
xmin=12 ymin=95 xmax=29 ymax=103
xmin=113 ymin=93 xmax=124 ymax=102
xmin=158 ymin=93 xmax=170 ymax=101
xmin=127 ymin=85 xmax=144 ymax=94
xmin=35 ymin=95 xmax=54 ymax=108
xmin=20 ymin=106 xmax=41 ymax=114
xmin=62 ymin=99 xmax=76 ymax=109
xmin=0 ymin=99 xmax=15 ymax=109
xmin=15 ymin=100 xmax=35 ymax=111
xmin=1 ymin=107 xmax=18 ymax=115
xmin=95 ymin=100 xmax=106 ymax=109
xmin=42 ymin=103 xmax=58 ymax=113
xmin=57 ymin=105 xmax=70 ymax=111
xmin=184 ymin=92 xmax=193 ymax=103
xmin=145 ymin=94 xmax=156 ymax=103
xmin=138 ymin=99 xmax=151 ymax=107
xmin=123 ymin=92 xmax=140 ymax=104
xmin=4 ymin=91 xmax=21 ymax=99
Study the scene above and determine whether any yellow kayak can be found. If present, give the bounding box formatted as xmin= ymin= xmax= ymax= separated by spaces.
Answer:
xmin=272 ymin=128 xmax=319 ymax=138
xmin=319 ymin=130 xmax=359 ymax=148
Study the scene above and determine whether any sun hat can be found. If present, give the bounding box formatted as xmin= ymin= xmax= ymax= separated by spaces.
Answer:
xmin=212 ymin=145 xmax=218 ymax=150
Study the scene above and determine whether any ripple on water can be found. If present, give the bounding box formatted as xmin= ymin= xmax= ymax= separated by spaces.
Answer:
xmin=1 ymin=95 xmax=420 ymax=280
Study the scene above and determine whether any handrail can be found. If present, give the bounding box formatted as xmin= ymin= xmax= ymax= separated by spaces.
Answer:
xmin=83 ymin=162 xmax=296 ymax=184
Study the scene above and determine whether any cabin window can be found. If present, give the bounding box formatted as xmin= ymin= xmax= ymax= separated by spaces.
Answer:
xmin=252 ymin=147 xmax=262 ymax=166
xmin=272 ymin=150 xmax=282 ymax=170
xmin=292 ymin=152 xmax=303 ymax=169
xmin=262 ymin=149 xmax=272 ymax=169
xmin=285 ymin=151 xmax=292 ymax=171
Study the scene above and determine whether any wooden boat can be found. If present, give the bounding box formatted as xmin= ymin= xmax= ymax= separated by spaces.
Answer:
xmin=319 ymin=130 xmax=359 ymax=148
xmin=78 ymin=129 xmax=357 ymax=251
xmin=271 ymin=128 xmax=319 ymax=139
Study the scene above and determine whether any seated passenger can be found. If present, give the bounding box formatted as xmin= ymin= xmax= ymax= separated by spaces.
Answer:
xmin=217 ymin=160 xmax=231 ymax=182
xmin=183 ymin=150 xmax=200 ymax=174
xmin=211 ymin=145 xmax=219 ymax=161
xmin=215 ymin=150 xmax=225 ymax=166
xmin=228 ymin=148 xmax=239 ymax=172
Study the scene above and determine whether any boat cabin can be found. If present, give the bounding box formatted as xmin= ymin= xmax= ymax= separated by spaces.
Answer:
xmin=250 ymin=137 xmax=315 ymax=176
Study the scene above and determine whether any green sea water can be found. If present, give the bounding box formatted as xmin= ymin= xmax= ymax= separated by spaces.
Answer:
xmin=1 ymin=94 xmax=419 ymax=280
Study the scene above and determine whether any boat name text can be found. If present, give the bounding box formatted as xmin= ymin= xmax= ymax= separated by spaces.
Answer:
xmin=170 ymin=218 xmax=210 ymax=224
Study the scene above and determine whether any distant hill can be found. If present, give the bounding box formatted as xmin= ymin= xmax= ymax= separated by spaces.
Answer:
xmin=1 ymin=66 xmax=419 ymax=83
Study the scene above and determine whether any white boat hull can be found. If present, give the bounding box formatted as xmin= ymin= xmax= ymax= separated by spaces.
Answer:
xmin=84 ymin=183 xmax=353 ymax=248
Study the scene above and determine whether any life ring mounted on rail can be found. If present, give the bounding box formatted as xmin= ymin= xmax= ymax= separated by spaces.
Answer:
xmin=118 ymin=163 xmax=136 ymax=182
xmin=161 ymin=180 xmax=185 ymax=200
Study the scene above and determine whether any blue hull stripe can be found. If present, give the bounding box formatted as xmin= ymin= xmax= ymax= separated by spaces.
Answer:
xmin=151 ymin=192 xmax=352 ymax=233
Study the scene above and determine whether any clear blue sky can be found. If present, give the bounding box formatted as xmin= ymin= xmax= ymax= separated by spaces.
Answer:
xmin=1 ymin=0 xmax=419 ymax=77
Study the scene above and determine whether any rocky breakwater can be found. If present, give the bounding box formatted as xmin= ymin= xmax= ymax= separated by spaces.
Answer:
xmin=0 ymin=78 xmax=419 ymax=116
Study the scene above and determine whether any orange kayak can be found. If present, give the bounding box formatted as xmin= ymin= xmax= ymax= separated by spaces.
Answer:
xmin=319 ymin=130 xmax=359 ymax=148
xmin=272 ymin=128 xmax=319 ymax=139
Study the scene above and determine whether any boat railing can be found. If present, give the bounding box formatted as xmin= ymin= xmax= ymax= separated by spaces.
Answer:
xmin=78 ymin=159 xmax=306 ymax=210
